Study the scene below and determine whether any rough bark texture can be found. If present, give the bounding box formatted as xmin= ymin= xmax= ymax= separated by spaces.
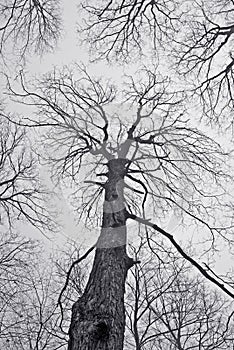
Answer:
xmin=68 ymin=159 xmax=133 ymax=350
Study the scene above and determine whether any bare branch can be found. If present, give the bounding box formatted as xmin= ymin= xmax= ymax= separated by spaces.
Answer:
xmin=127 ymin=212 xmax=234 ymax=299
xmin=0 ymin=115 xmax=54 ymax=233
xmin=0 ymin=0 xmax=61 ymax=61
xmin=173 ymin=0 xmax=234 ymax=125
xmin=79 ymin=0 xmax=183 ymax=61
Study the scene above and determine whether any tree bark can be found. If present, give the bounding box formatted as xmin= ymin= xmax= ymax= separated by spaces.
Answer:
xmin=68 ymin=159 xmax=134 ymax=350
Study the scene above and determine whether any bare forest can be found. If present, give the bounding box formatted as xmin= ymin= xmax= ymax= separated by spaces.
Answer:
xmin=0 ymin=1 xmax=234 ymax=349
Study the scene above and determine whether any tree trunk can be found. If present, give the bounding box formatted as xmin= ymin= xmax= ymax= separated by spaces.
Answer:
xmin=68 ymin=159 xmax=134 ymax=350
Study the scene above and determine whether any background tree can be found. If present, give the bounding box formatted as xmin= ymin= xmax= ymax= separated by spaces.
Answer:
xmin=125 ymin=239 xmax=234 ymax=349
xmin=0 ymin=112 xmax=54 ymax=233
xmin=0 ymin=231 xmax=63 ymax=349
xmin=0 ymin=230 xmax=88 ymax=349
xmin=0 ymin=105 xmax=66 ymax=348
xmin=0 ymin=0 xmax=61 ymax=62
xmin=6 ymin=63 xmax=234 ymax=348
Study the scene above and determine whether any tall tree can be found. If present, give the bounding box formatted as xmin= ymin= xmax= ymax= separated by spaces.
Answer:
xmin=1 ymin=1 xmax=234 ymax=349
xmin=7 ymin=64 xmax=234 ymax=349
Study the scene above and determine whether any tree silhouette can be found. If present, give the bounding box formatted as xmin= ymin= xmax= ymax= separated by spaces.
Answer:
xmin=7 ymin=63 xmax=234 ymax=348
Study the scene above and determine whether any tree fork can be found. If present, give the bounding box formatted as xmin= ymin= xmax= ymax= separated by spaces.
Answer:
xmin=68 ymin=158 xmax=136 ymax=350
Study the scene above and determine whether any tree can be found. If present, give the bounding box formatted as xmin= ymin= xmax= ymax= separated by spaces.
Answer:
xmin=125 ymin=240 xmax=234 ymax=349
xmin=0 ymin=231 xmax=64 ymax=349
xmin=0 ymin=106 xmax=66 ymax=348
xmin=124 ymin=238 xmax=187 ymax=350
xmin=0 ymin=232 xmax=36 ymax=346
xmin=0 ymin=231 xmax=88 ymax=350
xmin=0 ymin=0 xmax=61 ymax=62
xmin=0 ymin=112 xmax=53 ymax=233
xmin=6 ymin=63 xmax=234 ymax=349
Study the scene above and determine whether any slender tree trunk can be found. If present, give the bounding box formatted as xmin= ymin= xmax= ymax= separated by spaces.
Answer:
xmin=68 ymin=159 xmax=134 ymax=350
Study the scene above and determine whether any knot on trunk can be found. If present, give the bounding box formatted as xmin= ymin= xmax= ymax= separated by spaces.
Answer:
xmin=88 ymin=320 xmax=109 ymax=340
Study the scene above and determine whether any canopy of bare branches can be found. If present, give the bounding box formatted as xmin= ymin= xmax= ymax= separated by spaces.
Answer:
xmin=0 ymin=0 xmax=234 ymax=349
xmin=79 ymin=0 xmax=234 ymax=126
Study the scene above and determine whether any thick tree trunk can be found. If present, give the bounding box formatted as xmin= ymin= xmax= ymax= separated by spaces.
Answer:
xmin=68 ymin=159 xmax=134 ymax=350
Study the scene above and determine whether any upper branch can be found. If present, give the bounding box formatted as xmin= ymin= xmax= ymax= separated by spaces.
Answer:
xmin=6 ymin=65 xmax=115 ymax=163
xmin=0 ymin=0 xmax=61 ymax=61
xmin=173 ymin=0 xmax=234 ymax=124
xmin=79 ymin=0 xmax=183 ymax=61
